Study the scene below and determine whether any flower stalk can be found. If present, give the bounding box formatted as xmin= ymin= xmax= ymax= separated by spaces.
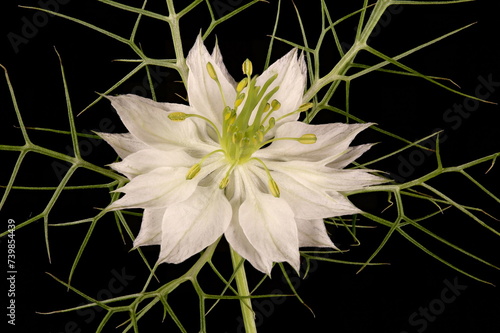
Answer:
xmin=230 ymin=246 xmax=257 ymax=333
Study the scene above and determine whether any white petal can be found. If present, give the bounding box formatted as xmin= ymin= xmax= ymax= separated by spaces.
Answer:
xmin=238 ymin=166 xmax=300 ymax=273
xmin=186 ymin=35 xmax=236 ymax=128
xmin=327 ymin=144 xmax=373 ymax=169
xmin=255 ymin=122 xmax=373 ymax=163
xmin=158 ymin=185 xmax=232 ymax=264
xmin=255 ymin=160 xmax=385 ymax=218
xmin=267 ymin=166 xmax=352 ymax=219
xmin=256 ymin=49 xmax=307 ymax=134
xmin=296 ymin=218 xmax=338 ymax=249
xmin=266 ymin=159 xmax=385 ymax=193
xmin=110 ymin=148 xmax=199 ymax=179
xmin=108 ymin=167 xmax=198 ymax=210
xmin=107 ymin=94 xmax=215 ymax=152
xmin=325 ymin=191 xmax=365 ymax=216
xmin=225 ymin=218 xmax=271 ymax=274
xmin=224 ymin=169 xmax=270 ymax=273
xmin=212 ymin=42 xmax=237 ymax=88
xmin=325 ymin=169 xmax=388 ymax=190
xmin=96 ymin=132 xmax=148 ymax=159
xmin=133 ymin=208 xmax=165 ymax=247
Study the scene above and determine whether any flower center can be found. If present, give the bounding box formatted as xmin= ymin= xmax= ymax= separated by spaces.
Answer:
xmin=219 ymin=59 xmax=280 ymax=165
xmin=168 ymin=58 xmax=316 ymax=197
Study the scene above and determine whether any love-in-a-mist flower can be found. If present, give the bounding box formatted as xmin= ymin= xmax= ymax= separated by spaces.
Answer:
xmin=98 ymin=36 xmax=386 ymax=274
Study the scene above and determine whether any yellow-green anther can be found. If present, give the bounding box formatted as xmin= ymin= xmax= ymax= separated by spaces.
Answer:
xmin=219 ymin=175 xmax=230 ymax=189
xmin=256 ymin=130 xmax=264 ymax=143
xmin=268 ymin=178 xmax=280 ymax=198
xmin=271 ymin=99 xmax=281 ymax=111
xmin=268 ymin=117 xmax=275 ymax=129
xmin=251 ymin=134 xmax=259 ymax=147
xmin=206 ymin=62 xmax=218 ymax=81
xmin=227 ymin=114 xmax=237 ymax=126
xmin=224 ymin=107 xmax=233 ymax=120
xmin=232 ymin=131 xmax=243 ymax=144
xmin=168 ymin=112 xmax=188 ymax=121
xmin=242 ymin=59 xmax=253 ymax=76
xmin=186 ymin=163 xmax=201 ymax=180
xmin=298 ymin=134 xmax=317 ymax=144
xmin=296 ymin=102 xmax=314 ymax=112
xmin=263 ymin=103 xmax=270 ymax=113
xmin=234 ymin=93 xmax=245 ymax=108
xmin=240 ymin=137 xmax=250 ymax=147
xmin=236 ymin=77 xmax=248 ymax=93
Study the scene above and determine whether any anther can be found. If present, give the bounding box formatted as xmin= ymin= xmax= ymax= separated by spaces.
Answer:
xmin=219 ymin=175 xmax=230 ymax=189
xmin=168 ymin=112 xmax=188 ymax=121
xmin=206 ymin=62 xmax=218 ymax=81
xmin=296 ymin=102 xmax=314 ymax=112
xmin=268 ymin=178 xmax=280 ymax=198
xmin=268 ymin=117 xmax=275 ymax=130
xmin=234 ymin=93 xmax=246 ymax=108
xmin=297 ymin=134 xmax=317 ymax=144
xmin=262 ymin=103 xmax=270 ymax=113
xmin=186 ymin=163 xmax=201 ymax=180
xmin=236 ymin=77 xmax=248 ymax=93
xmin=271 ymin=99 xmax=281 ymax=111
xmin=242 ymin=59 xmax=253 ymax=76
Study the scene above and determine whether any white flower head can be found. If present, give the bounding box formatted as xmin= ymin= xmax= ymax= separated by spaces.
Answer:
xmin=98 ymin=35 xmax=386 ymax=275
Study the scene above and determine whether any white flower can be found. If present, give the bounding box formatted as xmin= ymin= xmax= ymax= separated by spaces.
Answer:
xmin=98 ymin=36 xmax=386 ymax=274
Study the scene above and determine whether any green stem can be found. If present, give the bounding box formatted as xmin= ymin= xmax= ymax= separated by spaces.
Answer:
xmin=166 ymin=0 xmax=189 ymax=86
xmin=230 ymin=247 xmax=257 ymax=333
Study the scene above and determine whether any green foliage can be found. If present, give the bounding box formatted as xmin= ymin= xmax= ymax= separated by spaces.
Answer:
xmin=1 ymin=0 xmax=498 ymax=332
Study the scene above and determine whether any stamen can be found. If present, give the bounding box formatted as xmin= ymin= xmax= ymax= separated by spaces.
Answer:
xmin=271 ymin=99 xmax=281 ymax=111
xmin=297 ymin=134 xmax=317 ymax=144
xmin=219 ymin=162 xmax=238 ymax=189
xmin=219 ymin=175 xmax=230 ymax=190
xmin=168 ymin=112 xmax=222 ymax=141
xmin=186 ymin=163 xmax=201 ymax=180
xmin=268 ymin=178 xmax=280 ymax=198
xmin=258 ymin=134 xmax=317 ymax=149
xmin=261 ymin=103 xmax=277 ymax=128
xmin=234 ymin=93 xmax=245 ymax=108
xmin=262 ymin=103 xmax=270 ymax=113
xmin=185 ymin=149 xmax=224 ymax=180
xmin=236 ymin=77 xmax=248 ymax=93
xmin=250 ymin=157 xmax=280 ymax=198
xmin=276 ymin=102 xmax=314 ymax=122
xmin=168 ymin=112 xmax=188 ymax=121
xmin=206 ymin=61 xmax=228 ymax=108
xmin=206 ymin=62 xmax=218 ymax=81
xmin=242 ymin=59 xmax=253 ymax=76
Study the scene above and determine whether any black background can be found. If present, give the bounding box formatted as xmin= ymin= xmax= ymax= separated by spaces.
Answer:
xmin=1 ymin=1 xmax=499 ymax=332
